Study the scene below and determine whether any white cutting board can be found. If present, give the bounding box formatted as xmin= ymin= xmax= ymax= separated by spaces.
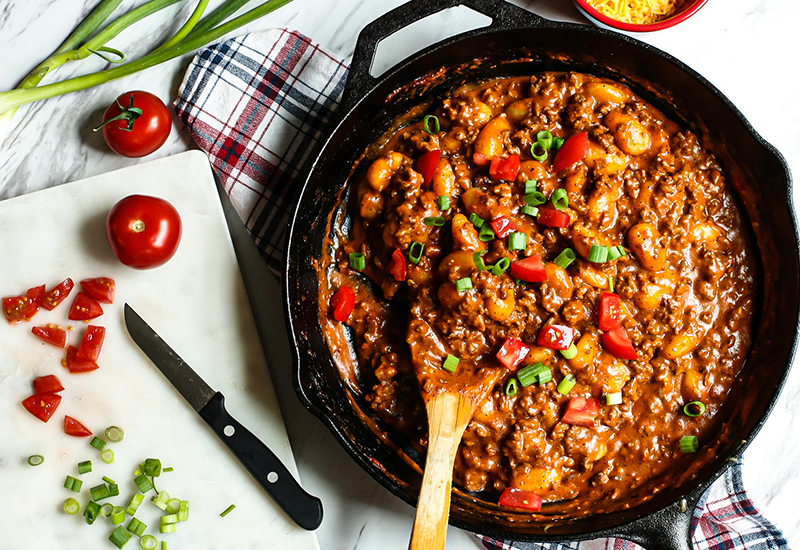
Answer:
xmin=0 ymin=151 xmax=319 ymax=550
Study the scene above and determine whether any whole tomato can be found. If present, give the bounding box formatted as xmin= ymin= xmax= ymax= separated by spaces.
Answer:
xmin=106 ymin=195 xmax=182 ymax=269
xmin=97 ymin=91 xmax=171 ymax=157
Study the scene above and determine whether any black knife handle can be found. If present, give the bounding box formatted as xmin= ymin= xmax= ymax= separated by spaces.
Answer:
xmin=198 ymin=392 xmax=323 ymax=530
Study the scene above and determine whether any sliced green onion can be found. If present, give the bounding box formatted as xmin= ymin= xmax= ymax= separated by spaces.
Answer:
xmin=473 ymin=251 xmax=488 ymax=271
xmin=607 ymin=246 xmax=622 ymax=261
xmin=177 ymin=500 xmax=189 ymax=522
xmin=517 ymin=362 xmax=550 ymax=387
xmin=111 ymin=506 xmax=126 ymax=525
xmin=101 ymin=448 xmax=116 ymax=464
xmin=76 ymin=460 xmax=92 ymax=474
xmin=551 ymin=188 xmax=569 ymax=210
xmin=90 ymin=483 xmax=111 ymax=501
xmin=90 ymin=436 xmax=106 ymax=451
xmin=554 ymin=248 xmax=576 ymax=269
xmin=554 ymin=137 xmax=565 ymax=150
xmin=127 ymin=493 xmax=144 ymax=516
xmin=140 ymin=535 xmax=159 ymax=550
xmin=134 ymin=474 xmax=154 ymax=493
xmin=105 ymin=426 xmax=125 ymax=442
xmin=166 ymin=499 xmax=182 ymax=514
xmin=109 ymin=525 xmax=132 ymax=549
xmin=437 ymin=195 xmax=450 ymax=211
xmin=608 ymin=277 xmax=614 ymax=293
xmin=162 ymin=542 xmax=167 ymax=550
xmin=442 ymin=354 xmax=460 ymax=373
xmin=162 ymin=467 xmax=174 ymax=473
xmin=99 ymin=503 xmax=114 ymax=517
xmin=455 ymin=277 xmax=473 ymax=292
xmin=478 ymin=224 xmax=495 ymax=242
xmin=615 ymin=245 xmax=627 ymax=258
xmin=423 ymin=216 xmax=446 ymax=227
xmin=469 ymin=213 xmax=484 ymax=228
xmin=588 ymin=244 xmax=609 ymax=263
xmin=220 ymin=504 xmax=236 ymax=518
xmin=520 ymin=205 xmax=539 ymax=217
xmin=560 ymin=343 xmax=578 ymax=360
xmin=63 ymin=497 xmax=80 ymax=515
xmin=27 ymin=454 xmax=44 ymax=466
xmin=530 ymin=142 xmax=547 ymax=162
xmin=409 ymin=242 xmax=424 ymax=264
xmin=144 ymin=458 xmax=162 ymax=477
xmin=683 ymin=401 xmax=706 ymax=417
xmin=108 ymin=483 xmax=120 ymax=497
xmin=508 ymin=232 xmax=527 ymax=251
xmin=680 ymin=435 xmax=699 ymax=453
xmin=102 ymin=475 xmax=116 ymax=485
xmin=504 ymin=378 xmax=518 ymax=396
xmin=423 ymin=114 xmax=440 ymax=134
xmin=606 ymin=391 xmax=623 ymax=406
xmin=160 ymin=524 xmax=177 ymax=534
xmin=64 ymin=475 xmax=83 ymax=493
xmin=490 ymin=257 xmax=511 ymax=276
xmin=524 ymin=180 xmax=538 ymax=195
xmin=128 ymin=518 xmax=147 ymax=537
xmin=84 ymin=501 xmax=101 ymax=525
xmin=557 ymin=374 xmax=577 ymax=395
xmin=348 ymin=252 xmax=365 ymax=271
xmin=524 ymin=191 xmax=546 ymax=206
xmin=537 ymin=130 xmax=554 ymax=149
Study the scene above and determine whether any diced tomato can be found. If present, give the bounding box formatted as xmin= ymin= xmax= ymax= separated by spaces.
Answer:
xmin=498 ymin=487 xmax=542 ymax=511
xmin=561 ymin=397 xmax=600 ymax=427
xmin=551 ymin=131 xmax=589 ymax=173
xmin=80 ymin=278 xmax=115 ymax=304
xmin=601 ymin=326 xmax=637 ymax=360
xmin=536 ymin=207 xmax=570 ymax=228
xmin=64 ymin=345 xmax=100 ymax=373
xmin=3 ymin=296 xmax=39 ymax=324
xmin=31 ymin=325 xmax=68 ymax=348
xmin=489 ymin=154 xmax=521 ymax=181
xmin=32 ymin=374 xmax=64 ymax=394
xmin=472 ymin=152 xmax=490 ymax=166
xmin=64 ymin=415 xmax=93 ymax=437
xmin=38 ymin=278 xmax=75 ymax=311
xmin=496 ymin=337 xmax=530 ymax=371
xmin=68 ymin=292 xmax=103 ymax=321
xmin=388 ymin=248 xmax=407 ymax=282
xmin=330 ymin=286 xmax=355 ymax=322
xmin=26 ymin=285 xmax=46 ymax=302
xmin=598 ymin=292 xmax=621 ymax=332
xmin=415 ymin=149 xmax=442 ymax=188
xmin=537 ymin=324 xmax=577 ymax=350
xmin=490 ymin=215 xmax=517 ymax=239
xmin=21 ymin=392 xmax=62 ymax=423
xmin=510 ymin=255 xmax=547 ymax=283
xmin=76 ymin=325 xmax=106 ymax=362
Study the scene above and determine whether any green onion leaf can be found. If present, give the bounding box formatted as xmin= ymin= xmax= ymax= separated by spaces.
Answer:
xmin=680 ymin=435 xmax=699 ymax=453
xmin=437 ymin=195 xmax=450 ymax=211
xmin=90 ymin=483 xmax=111 ymax=501
xmin=84 ymin=501 xmax=101 ymax=525
xmin=63 ymin=497 xmax=80 ymax=515
xmin=349 ymin=252 xmax=365 ymax=271
xmin=524 ymin=191 xmax=547 ymax=206
xmin=134 ymin=474 xmax=154 ymax=493
xmin=588 ymin=244 xmax=609 ymax=263
xmin=27 ymin=454 xmax=44 ymax=466
xmin=508 ymin=232 xmax=527 ymax=251
xmin=490 ymin=257 xmax=511 ymax=276
xmin=606 ymin=391 xmax=623 ymax=405
xmin=220 ymin=504 xmax=236 ymax=517
xmin=554 ymin=248 xmax=576 ymax=269
xmin=409 ymin=242 xmax=424 ymax=265
xmin=517 ymin=362 xmax=550 ymax=387
xmin=128 ymin=518 xmax=147 ymax=537
xmin=551 ymin=188 xmax=569 ymax=210
xmin=520 ymin=205 xmax=539 ymax=217
xmin=105 ymin=426 xmax=125 ymax=442
xmin=90 ymin=436 xmax=106 ymax=451
xmin=162 ymin=467 xmax=174 ymax=473
xmin=468 ymin=213 xmax=484 ymax=228
xmin=473 ymin=251 xmax=488 ymax=271
xmin=557 ymin=374 xmax=576 ymax=395
xmin=442 ymin=354 xmax=460 ymax=373
xmin=64 ymin=475 xmax=83 ymax=493
xmin=560 ymin=343 xmax=578 ymax=360
xmin=504 ymin=378 xmax=518 ymax=396
xmin=109 ymin=525 xmax=132 ymax=549
xmin=77 ymin=460 xmax=92 ymax=474
xmin=102 ymin=475 xmax=116 ymax=485
xmin=423 ymin=114 xmax=440 ymax=134
xmin=524 ymin=180 xmax=538 ymax=195
xmin=683 ymin=401 xmax=706 ymax=417
xmin=455 ymin=277 xmax=473 ymax=292
xmin=423 ymin=216 xmax=446 ymax=227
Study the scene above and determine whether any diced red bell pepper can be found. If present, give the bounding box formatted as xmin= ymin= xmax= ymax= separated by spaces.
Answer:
xmin=415 ymin=149 xmax=442 ymax=188
xmin=80 ymin=277 xmax=115 ymax=304
xmin=561 ymin=396 xmax=600 ymax=427
xmin=21 ymin=392 xmax=62 ymax=423
xmin=490 ymin=215 xmax=518 ymax=239
xmin=68 ymin=291 xmax=103 ymax=321
xmin=496 ymin=337 xmax=530 ymax=371
xmin=537 ymin=324 xmax=577 ymax=350
xmin=552 ymin=131 xmax=589 ymax=173
xmin=489 ymin=154 xmax=521 ymax=181
xmin=537 ymin=207 xmax=571 ymax=228
xmin=388 ymin=248 xmax=407 ymax=282
xmin=76 ymin=325 xmax=106 ymax=362
xmin=64 ymin=345 xmax=100 ymax=373
xmin=598 ymin=292 xmax=621 ymax=332
xmin=38 ymin=278 xmax=75 ymax=311
xmin=510 ymin=255 xmax=547 ymax=283
xmin=64 ymin=415 xmax=93 ymax=437
xmin=32 ymin=374 xmax=65 ymax=394
xmin=330 ymin=286 xmax=355 ymax=322
xmin=32 ymin=325 xmax=68 ymax=348
xmin=3 ymin=296 xmax=39 ymax=324
xmin=498 ymin=487 xmax=542 ymax=511
xmin=601 ymin=326 xmax=638 ymax=360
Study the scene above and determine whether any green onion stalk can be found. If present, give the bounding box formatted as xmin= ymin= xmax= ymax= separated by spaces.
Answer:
xmin=0 ymin=0 xmax=294 ymax=140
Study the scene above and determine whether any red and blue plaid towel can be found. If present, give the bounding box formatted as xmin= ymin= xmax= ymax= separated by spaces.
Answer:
xmin=174 ymin=28 xmax=789 ymax=550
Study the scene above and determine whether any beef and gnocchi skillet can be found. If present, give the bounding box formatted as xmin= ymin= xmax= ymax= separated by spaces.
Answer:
xmin=283 ymin=0 xmax=798 ymax=548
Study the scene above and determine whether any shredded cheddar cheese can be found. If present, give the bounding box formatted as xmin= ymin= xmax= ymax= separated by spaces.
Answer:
xmin=586 ymin=0 xmax=685 ymax=24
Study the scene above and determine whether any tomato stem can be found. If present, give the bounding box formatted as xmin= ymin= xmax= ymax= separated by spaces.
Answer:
xmin=93 ymin=96 xmax=143 ymax=132
xmin=131 ymin=220 xmax=146 ymax=233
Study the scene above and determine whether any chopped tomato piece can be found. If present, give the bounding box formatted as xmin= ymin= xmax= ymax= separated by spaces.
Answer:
xmin=552 ymin=131 xmax=589 ymax=173
xmin=64 ymin=415 xmax=93 ymax=437
xmin=76 ymin=325 xmax=106 ymax=362
xmin=330 ymin=286 xmax=355 ymax=322
xmin=80 ymin=278 xmax=116 ymax=304
xmin=65 ymin=345 xmax=100 ymax=373
xmin=537 ymin=324 xmax=577 ymax=350
xmin=38 ymin=278 xmax=75 ymax=310
xmin=68 ymin=292 xmax=103 ymax=321
xmin=537 ymin=207 xmax=570 ymax=228
xmin=21 ymin=392 xmax=62 ymax=423
xmin=601 ymin=326 xmax=637 ymax=360
xmin=496 ymin=337 xmax=530 ymax=371
xmin=598 ymin=292 xmax=621 ymax=331
xmin=32 ymin=325 xmax=68 ymax=348
xmin=26 ymin=285 xmax=46 ymax=302
xmin=388 ymin=248 xmax=407 ymax=282
xmin=32 ymin=374 xmax=65 ymax=394
xmin=415 ymin=149 xmax=442 ymax=188
xmin=510 ymin=255 xmax=547 ymax=283
xmin=498 ymin=487 xmax=542 ymax=511
xmin=472 ymin=152 xmax=490 ymax=166
xmin=490 ymin=215 xmax=517 ymax=239
xmin=3 ymin=296 xmax=39 ymax=324
xmin=489 ymin=154 xmax=521 ymax=181
xmin=561 ymin=397 xmax=600 ymax=427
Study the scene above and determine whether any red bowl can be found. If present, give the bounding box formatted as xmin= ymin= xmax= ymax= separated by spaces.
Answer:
xmin=573 ymin=0 xmax=708 ymax=32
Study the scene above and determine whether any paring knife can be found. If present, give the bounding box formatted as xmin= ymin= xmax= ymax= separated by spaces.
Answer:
xmin=123 ymin=303 xmax=323 ymax=531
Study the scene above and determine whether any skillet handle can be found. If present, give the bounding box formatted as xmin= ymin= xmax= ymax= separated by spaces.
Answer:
xmin=609 ymin=490 xmax=704 ymax=550
xmin=342 ymin=0 xmax=547 ymax=112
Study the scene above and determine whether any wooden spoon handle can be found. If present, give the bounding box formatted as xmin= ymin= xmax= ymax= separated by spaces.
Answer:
xmin=408 ymin=392 xmax=475 ymax=550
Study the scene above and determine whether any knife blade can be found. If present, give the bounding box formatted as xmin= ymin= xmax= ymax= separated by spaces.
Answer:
xmin=124 ymin=303 xmax=323 ymax=531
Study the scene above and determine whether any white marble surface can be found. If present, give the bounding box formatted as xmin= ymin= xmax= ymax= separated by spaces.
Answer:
xmin=2 ymin=0 xmax=800 ymax=549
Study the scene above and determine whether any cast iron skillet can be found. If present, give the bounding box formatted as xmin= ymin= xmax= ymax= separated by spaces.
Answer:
xmin=284 ymin=0 xmax=799 ymax=548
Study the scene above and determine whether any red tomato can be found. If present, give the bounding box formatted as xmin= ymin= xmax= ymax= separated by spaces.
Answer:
xmin=561 ymin=397 xmax=600 ymax=427
xmin=330 ymin=286 xmax=355 ymax=322
xmin=65 ymin=345 xmax=100 ymax=373
xmin=496 ymin=337 xmax=530 ymax=371
xmin=32 ymin=325 xmax=68 ymax=348
xmin=490 ymin=215 xmax=517 ymax=239
xmin=537 ymin=207 xmax=571 ymax=228
xmin=498 ymin=487 xmax=542 ymax=511
xmin=415 ymin=150 xmax=442 ymax=188
xmin=68 ymin=292 xmax=103 ymax=321
xmin=388 ymin=248 xmax=407 ymax=282
xmin=32 ymin=374 xmax=65 ymax=394
xmin=489 ymin=154 xmax=521 ymax=181
xmin=598 ymin=292 xmax=621 ymax=331
xmin=537 ymin=324 xmax=576 ymax=350
xmin=472 ymin=152 xmax=490 ymax=166
xmin=510 ymin=255 xmax=547 ymax=283
xmin=26 ymin=285 xmax=45 ymax=302
xmin=106 ymin=195 xmax=182 ymax=269
xmin=76 ymin=325 xmax=106 ymax=362
xmin=3 ymin=296 xmax=38 ymax=324
xmin=601 ymin=326 xmax=638 ymax=360
xmin=38 ymin=278 xmax=75 ymax=311
xmin=551 ymin=131 xmax=589 ymax=172
xmin=64 ymin=415 xmax=93 ymax=437
xmin=21 ymin=392 xmax=62 ymax=423
xmin=99 ymin=91 xmax=171 ymax=158
xmin=80 ymin=278 xmax=115 ymax=304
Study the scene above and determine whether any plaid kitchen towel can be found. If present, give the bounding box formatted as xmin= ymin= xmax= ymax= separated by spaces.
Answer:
xmin=173 ymin=28 xmax=789 ymax=550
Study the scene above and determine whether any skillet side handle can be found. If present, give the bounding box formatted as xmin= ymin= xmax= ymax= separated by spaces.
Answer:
xmin=610 ymin=494 xmax=701 ymax=550
xmin=342 ymin=0 xmax=547 ymax=112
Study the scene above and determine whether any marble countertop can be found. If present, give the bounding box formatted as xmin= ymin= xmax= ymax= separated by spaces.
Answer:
xmin=2 ymin=0 xmax=800 ymax=549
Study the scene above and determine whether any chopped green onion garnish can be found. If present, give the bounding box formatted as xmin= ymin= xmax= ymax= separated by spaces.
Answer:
xmin=162 ymin=467 xmax=174 ymax=473
xmin=101 ymin=448 xmax=115 ymax=464
xmin=442 ymin=354 xmax=460 ymax=373
xmin=608 ymin=277 xmax=614 ymax=293
xmin=478 ymin=224 xmax=495 ymax=242
xmin=102 ymin=476 xmax=116 ymax=485
xmin=504 ymin=378 xmax=518 ymax=397
xmin=127 ymin=494 xmax=144 ymax=516
xmin=551 ymin=188 xmax=569 ymax=210
xmin=560 ymin=343 xmax=578 ymax=360
xmin=160 ymin=524 xmax=177 ymax=534
xmin=683 ymin=401 xmax=706 ymax=417
xmin=490 ymin=257 xmax=511 ymax=276
xmin=554 ymin=248 xmax=576 ymax=269
xmin=455 ymin=277 xmax=473 ymax=292
xmin=554 ymin=137 xmax=565 ymax=149
xmin=108 ymin=483 xmax=120 ymax=497
xmin=140 ymin=535 xmax=159 ymax=550
xmin=607 ymin=246 xmax=622 ymax=261
xmin=520 ymin=205 xmax=539 ymax=217
xmin=27 ymin=454 xmax=44 ymax=466
xmin=409 ymin=242 xmax=424 ymax=264
xmin=423 ymin=216 xmax=446 ymax=227
xmin=99 ymin=503 xmax=114 ymax=517
xmin=105 ymin=426 xmax=125 ymax=442
xmin=90 ymin=483 xmax=111 ymax=501
xmin=517 ymin=362 xmax=550 ymax=387
xmin=530 ymin=142 xmax=547 ymax=162
xmin=524 ymin=180 xmax=538 ymax=195
xmin=152 ymin=492 xmax=170 ymax=511
xmin=508 ymin=232 xmax=527 ymax=251
xmin=469 ymin=213 xmax=485 ymax=228
xmin=144 ymin=458 xmax=162 ymax=477
xmin=64 ymin=475 xmax=83 ymax=493
xmin=557 ymin=374 xmax=577 ymax=395
xmin=437 ymin=195 xmax=450 ymax=211
xmin=63 ymin=497 xmax=80 ymax=515
xmin=134 ymin=474 xmax=154 ymax=493
xmin=166 ymin=499 xmax=182 ymax=514
xmin=524 ymin=190 xmax=547 ymax=206
xmin=128 ymin=518 xmax=147 ymax=537
xmin=84 ymin=501 xmax=101 ymax=525
xmin=177 ymin=500 xmax=190 ymax=522
xmin=536 ymin=130 xmax=554 ymax=149
xmin=606 ymin=391 xmax=623 ymax=406
xmin=349 ymin=252 xmax=366 ymax=271
xmin=162 ymin=542 xmax=167 ymax=550
xmin=473 ymin=251 xmax=488 ymax=271
xmin=220 ymin=504 xmax=236 ymax=518
xmin=111 ymin=506 xmax=126 ymax=525
xmin=78 ymin=460 xmax=92 ymax=474
xmin=680 ymin=435 xmax=699 ymax=453
xmin=109 ymin=525 xmax=132 ymax=549
xmin=423 ymin=114 xmax=440 ymax=134
xmin=90 ymin=436 xmax=106 ymax=451
xmin=588 ymin=244 xmax=609 ymax=263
